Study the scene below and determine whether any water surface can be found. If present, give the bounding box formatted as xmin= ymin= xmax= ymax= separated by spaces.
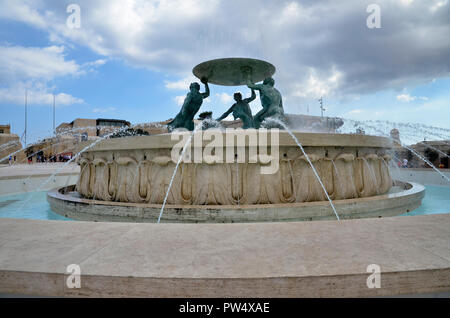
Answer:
xmin=0 ymin=185 xmax=448 ymax=221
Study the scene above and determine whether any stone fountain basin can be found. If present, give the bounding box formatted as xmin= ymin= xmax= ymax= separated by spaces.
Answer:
xmin=47 ymin=181 xmax=425 ymax=223
xmin=74 ymin=131 xmax=396 ymax=207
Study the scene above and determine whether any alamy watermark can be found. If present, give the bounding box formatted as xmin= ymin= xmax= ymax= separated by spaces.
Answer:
xmin=170 ymin=128 xmax=280 ymax=175
xmin=66 ymin=264 xmax=81 ymax=289
xmin=366 ymin=4 xmax=381 ymax=29
xmin=66 ymin=4 xmax=81 ymax=29
xmin=366 ymin=264 xmax=381 ymax=288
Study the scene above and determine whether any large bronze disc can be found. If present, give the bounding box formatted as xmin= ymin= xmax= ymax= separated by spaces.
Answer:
xmin=193 ymin=57 xmax=276 ymax=86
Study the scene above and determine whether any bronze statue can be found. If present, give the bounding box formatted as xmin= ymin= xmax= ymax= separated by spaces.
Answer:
xmin=216 ymin=89 xmax=256 ymax=129
xmin=247 ymin=77 xmax=284 ymax=128
xmin=167 ymin=78 xmax=210 ymax=131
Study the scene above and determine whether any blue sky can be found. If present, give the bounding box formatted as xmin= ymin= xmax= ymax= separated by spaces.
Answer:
xmin=0 ymin=0 xmax=449 ymax=144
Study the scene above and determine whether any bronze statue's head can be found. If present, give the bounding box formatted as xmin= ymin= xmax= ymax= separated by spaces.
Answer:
xmin=234 ymin=92 xmax=242 ymax=102
xmin=263 ymin=77 xmax=275 ymax=86
xmin=190 ymin=82 xmax=200 ymax=91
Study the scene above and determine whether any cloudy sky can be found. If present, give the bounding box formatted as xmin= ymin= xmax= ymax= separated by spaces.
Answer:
xmin=0 ymin=0 xmax=449 ymax=143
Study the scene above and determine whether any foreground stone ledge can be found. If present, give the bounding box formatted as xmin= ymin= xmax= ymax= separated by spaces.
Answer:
xmin=0 ymin=214 xmax=449 ymax=297
xmin=1 ymin=269 xmax=450 ymax=297
xmin=0 ymin=163 xmax=80 ymax=196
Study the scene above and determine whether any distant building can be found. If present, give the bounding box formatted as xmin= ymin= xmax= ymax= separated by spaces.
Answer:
xmin=395 ymin=140 xmax=449 ymax=169
xmin=0 ymin=124 xmax=11 ymax=134
xmin=23 ymin=134 xmax=81 ymax=163
xmin=285 ymin=114 xmax=344 ymax=133
xmin=9 ymin=118 xmax=132 ymax=163
xmin=56 ymin=118 xmax=131 ymax=140
xmin=0 ymin=124 xmax=24 ymax=164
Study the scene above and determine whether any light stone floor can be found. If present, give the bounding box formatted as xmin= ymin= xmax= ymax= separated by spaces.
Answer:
xmin=0 ymin=214 xmax=449 ymax=297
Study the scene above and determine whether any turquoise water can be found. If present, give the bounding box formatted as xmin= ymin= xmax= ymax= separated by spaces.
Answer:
xmin=0 ymin=185 xmax=448 ymax=221
xmin=400 ymin=185 xmax=450 ymax=216
xmin=0 ymin=191 xmax=70 ymax=221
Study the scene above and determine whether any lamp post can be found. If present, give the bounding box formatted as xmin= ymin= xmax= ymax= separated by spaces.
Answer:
xmin=53 ymin=94 xmax=56 ymax=135
xmin=318 ymin=97 xmax=326 ymax=118
xmin=24 ymin=89 xmax=27 ymax=147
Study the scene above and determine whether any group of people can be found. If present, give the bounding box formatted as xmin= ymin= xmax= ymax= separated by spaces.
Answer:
xmin=21 ymin=154 xmax=72 ymax=164
xmin=167 ymin=76 xmax=285 ymax=131
xmin=34 ymin=154 xmax=72 ymax=163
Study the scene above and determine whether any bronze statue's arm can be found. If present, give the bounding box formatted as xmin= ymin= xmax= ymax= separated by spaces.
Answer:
xmin=216 ymin=105 xmax=234 ymax=121
xmin=244 ymin=89 xmax=256 ymax=103
xmin=247 ymin=83 xmax=262 ymax=90
xmin=201 ymin=80 xmax=210 ymax=99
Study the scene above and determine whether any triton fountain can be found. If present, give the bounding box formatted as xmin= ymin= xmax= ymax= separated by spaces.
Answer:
xmin=47 ymin=58 xmax=425 ymax=222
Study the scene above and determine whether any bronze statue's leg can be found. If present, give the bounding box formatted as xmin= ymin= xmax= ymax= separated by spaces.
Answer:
xmin=187 ymin=120 xmax=195 ymax=131
xmin=242 ymin=117 xmax=254 ymax=129
xmin=253 ymin=109 xmax=266 ymax=129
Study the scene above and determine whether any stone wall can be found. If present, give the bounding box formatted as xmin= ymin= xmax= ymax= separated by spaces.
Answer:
xmin=0 ymin=133 xmax=24 ymax=163
xmin=76 ymin=133 xmax=393 ymax=205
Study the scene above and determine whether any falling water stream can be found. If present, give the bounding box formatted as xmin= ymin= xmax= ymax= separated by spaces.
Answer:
xmin=0 ymin=140 xmax=20 ymax=152
xmin=0 ymin=125 xmax=104 ymax=163
xmin=263 ymin=118 xmax=340 ymax=221
xmin=15 ymin=124 xmax=137 ymax=212
xmin=0 ymin=147 xmax=31 ymax=164
xmin=13 ymin=140 xmax=82 ymax=192
xmin=235 ymin=159 xmax=240 ymax=205
xmin=363 ymin=120 xmax=450 ymax=141
xmin=157 ymin=123 xmax=202 ymax=223
xmin=346 ymin=119 xmax=450 ymax=184
xmin=389 ymin=154 xmax=406 ymax=181
xmin=331 ymin=159 xmax=345 ymax=199
xmin=418 ymin=142 xmax=450 ymax=159
xmin=362 ymin=157 xmax=380 ymax=195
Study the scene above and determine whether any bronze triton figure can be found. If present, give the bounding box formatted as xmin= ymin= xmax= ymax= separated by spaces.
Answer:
xmin=167 ymin=77 xmax=210 ymax=131
xmin=216 ymin=89 xmax=256 ymax=129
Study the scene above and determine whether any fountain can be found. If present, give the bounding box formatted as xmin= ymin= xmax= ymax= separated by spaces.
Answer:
xmin=47 ymin=58 xmax=425 ymax=223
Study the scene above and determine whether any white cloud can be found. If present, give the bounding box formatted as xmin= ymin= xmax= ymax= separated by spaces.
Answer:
xmin=92 ymin=107 xmax=116 ymax=113
xmin=400 ymin=0 xmax=414 ymax=6
xmin=216 ymin=92 xmax=233 ymax=105
xmin=0 ymin=45 xmax=80 ymax=82
xmin=397 ymin=94 xmax=429 ymax=102
xmin=397 ymin=94 xmax=416 ymax=102
xmin=174 ymin=95 xmax=186 ymax=106
xmin=348 ymin=109 xmax=363 ymax=115
xmin=0 ymin=82 xmax=83 ymax=106
xmin=165 ymin=76 xmax=197 ymax=90
xmin=1 ymin=0 xmax=450 ymax=113
xmin=0 ymin=45 xmax=104 ymax=106
xmin=0 ymin=0 xmax=47 ymax=29
xmin=430 ymin=0 xmax=448 ymax=13
xmin=84 ymin=59 xmax=107 ymax=67
xmin=290 ymin=67 xmax=343 ymax=99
